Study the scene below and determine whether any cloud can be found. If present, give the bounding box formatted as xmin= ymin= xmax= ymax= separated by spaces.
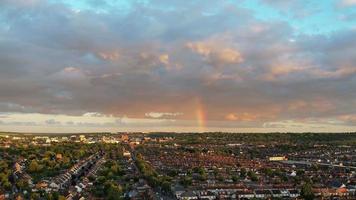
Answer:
xmin=63 ymin=67 xmax=81 ymax=73
xmin=186 ymin=41 xmax=243 ymax=66
xmin=225 ymin=113 xmax=238 ymax=121
xmin=0 ymin=120 xmax=39 ymax=126
xmin=82 ymin=112 xmax=108 ymax=117
xmin=97 ymin=50 xmax=120 ymax=61
xmin=341 ymin=0 xmax=356 ymax=7
xmin=145 ymin=112 xmax=183 ymax=118
xmin=0 ymin=0 xmax=355 ymax=132
xmin=159 ymin=54 xmax=170 ymax=66
xmin=225 ymin=113 xmax=259 ymax=121
xmin=311 ymin=67 xmax=356 ymax=79
xmin=216 ymin=48 xmax=244 ymax=64
xmin=337 ymin=114 xmax=356 ymax=125
xmin=45 ymin=119 xmax=61 ymax=125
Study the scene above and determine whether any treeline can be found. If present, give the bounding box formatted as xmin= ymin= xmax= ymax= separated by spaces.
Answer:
xmin=148 ymin=132 xmax=356 ymax=145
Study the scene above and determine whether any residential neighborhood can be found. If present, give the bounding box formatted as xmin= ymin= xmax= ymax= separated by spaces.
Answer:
xmin=0 ymin=132 xmax=355 ymax=199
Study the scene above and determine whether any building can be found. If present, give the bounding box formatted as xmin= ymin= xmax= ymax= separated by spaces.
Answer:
xmin=269 ymin=156 xmax=288 ymax=161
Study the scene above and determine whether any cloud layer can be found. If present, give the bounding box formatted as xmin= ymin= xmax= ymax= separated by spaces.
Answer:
xmin=0 ymin=0 xmax=355 ymax=132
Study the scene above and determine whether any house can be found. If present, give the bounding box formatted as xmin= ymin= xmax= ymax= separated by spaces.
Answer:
xmin=56 ymin=154 xmax=63 ymax=160
xmin=172 ymin=184 xmax=185 ymax=199
xmin=347 ymin=185 xmax=356 ymax=196
xmin=329 ymin=180 xmax=345 ymax=189
xmin=198 ymin=191 xmax=216 ymax=200
xmin=180 ymin=191 xmax=198 ymax=200
xmin=75 ymin=185 xmax=82 ymax=193
xmin=217 ymin=191 xmax=230 ymax=199
xmin=123 ymin=151 xmax=131 ymax=158
xmin=268 ymin=156 xmax=287 ymax=161
xmin=127 ymin=189 xmax=139 ymax=199
xmin=236 ymin=190 xmax=254 ymax=199
xmin=335 ymin=187 xmax=348 ymax=197
xmin=14 ymin=162 xmax=22 ymax=173
xmin=254 ymin=190 xmax=272 ymax=199
xmin=288 ymin=189 xmax=300 ymax=198
xmin=290 ymin=170 xmax=297 ymax=177
xmin=271 ymin=189 xmax=283 ymax=198
xmin=49 ymin=182 xmax=60 ymax=191
xmin=35 ymin=181 xmax=48 ymax=190
xmin=136 ymin=183 xmax=151 ymax=193
xmin=280 ymin=189 xmax=290 ymax=198
xmin=121 ymin=134 xmax=129 ymax=142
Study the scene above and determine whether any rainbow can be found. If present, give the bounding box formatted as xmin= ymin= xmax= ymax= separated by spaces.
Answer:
xmin=195 ymin=98 xmax=206 ymax=132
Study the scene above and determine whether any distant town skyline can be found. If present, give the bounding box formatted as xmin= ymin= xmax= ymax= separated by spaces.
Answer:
xmin=0 ymin=0 xmax=355 ymax=133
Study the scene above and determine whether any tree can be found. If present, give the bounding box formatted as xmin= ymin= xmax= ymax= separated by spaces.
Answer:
xmin=161 ymin=181 xmax=171 ymax=193
xmin=181 ymin=176 xmax=192 ymax=188
xmin=195 ymin=167 xmax=206 ymax=176
xmin=28 ymin=160 xmax=41 ymax=173
xmin=240 ymin=168 xmax=246 ymax=179
xmin=301 ymin=182 xmax=314 ymax=200
xmin=198 ymin=174 xmax=207 ymax=181
xmin=2 ymin=180 xmax=11 ymax=191
xmin=213 ymin=169 xmax=219 ymax=177
xmin=263 ymin=168 xmax=273 ymax=177
xmin=16 ymin=179 xmax=29 ymax=191
xmin=52 ymin=192 xmax=59 ymax=200
xmin=248 ymin=171 xmax=258 ymax=182
xmin=232 ymin=175 xmax=239 ymax=183
xmin=217 ymin=175 xmax=224 ymax=182
xmin=58 ymin=196 xmax=66 ymax=200
xmin=104 ymin=181 xmax=122 ymax=200
xmin=0 ymin=161 xmax=8 ymax=171
xmin=30 ymin=193 xmax=41 ymax=200
xmin=296 ymin=169 xmax=304 ymax=176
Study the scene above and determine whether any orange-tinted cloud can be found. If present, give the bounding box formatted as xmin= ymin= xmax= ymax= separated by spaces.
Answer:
xmin=97 ymin=51 xmax=120 ymax=61
xmin=186 ymin=41 xmax=243 ymax=65
xmin=225 ymin=113 xmax=259 ymax=121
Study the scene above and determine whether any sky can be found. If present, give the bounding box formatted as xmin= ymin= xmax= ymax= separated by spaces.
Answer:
xmin=0 ymin=0 xmax=355 ymax=133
